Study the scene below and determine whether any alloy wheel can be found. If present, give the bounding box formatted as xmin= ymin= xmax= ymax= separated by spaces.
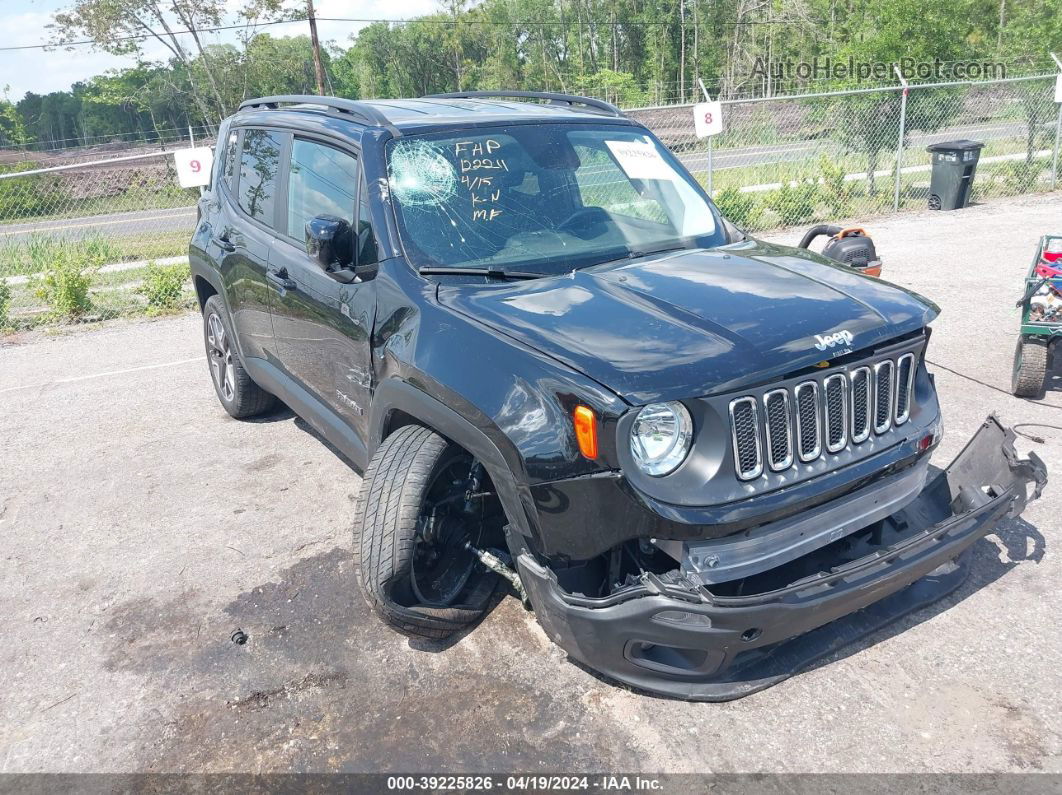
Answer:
xmin=206 ymin=312 xmax=236 ymax=402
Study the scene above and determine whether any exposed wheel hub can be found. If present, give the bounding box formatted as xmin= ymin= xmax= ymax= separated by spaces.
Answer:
xmin=411 ymin=459 xmax=483 ymax=606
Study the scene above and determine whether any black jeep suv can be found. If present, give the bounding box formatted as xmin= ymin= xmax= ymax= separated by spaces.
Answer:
xmin=190 ymin=91 xmax=1045 ymax=700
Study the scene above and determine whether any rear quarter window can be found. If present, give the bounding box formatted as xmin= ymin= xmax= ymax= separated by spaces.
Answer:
xmin=221 ymin=130 xmax=238 ymax=191
xmin=237 ymin=129 xmax=284 ymax=227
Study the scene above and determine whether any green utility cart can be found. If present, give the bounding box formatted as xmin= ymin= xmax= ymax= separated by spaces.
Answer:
xmin=1012 ymin=234 xmax=1062 ymax=397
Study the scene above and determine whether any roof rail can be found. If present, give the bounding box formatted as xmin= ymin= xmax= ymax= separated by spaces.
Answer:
xmin=425 ymin=90 xmax=625 ymax=118
xmin=237 ymin=95 xmax=396 ymax=131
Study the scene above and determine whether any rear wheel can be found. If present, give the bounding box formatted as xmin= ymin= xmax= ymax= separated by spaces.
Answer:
xmin=355 ymin=425 xmax=498 ymax=639
xmin=202 ymin=295 xmax=276 ymax=418
xmin=1011 ymin=336 xmax=1048 ymax=398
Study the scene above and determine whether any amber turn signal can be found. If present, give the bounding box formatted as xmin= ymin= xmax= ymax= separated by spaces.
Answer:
xmin=573 ymin=405 xmax=598 ymax=459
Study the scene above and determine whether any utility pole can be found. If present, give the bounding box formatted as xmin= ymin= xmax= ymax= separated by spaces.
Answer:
xmin=307 ymin=0 xmax=326 ymax=96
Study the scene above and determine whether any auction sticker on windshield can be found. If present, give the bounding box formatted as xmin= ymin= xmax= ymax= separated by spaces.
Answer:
xmin=604 ymin=140 xmax=676 ymax=181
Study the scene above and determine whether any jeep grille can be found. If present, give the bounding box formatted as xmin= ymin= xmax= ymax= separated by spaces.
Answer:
xmin=895 ymin=353 xmax=914 ymax=423
xmin=850 ymin=367 xmax=871 ymax=443
xmin=731 ymin=353 xmax=917 ymax=481
xmin=873 ymin=360 xmax=894 ymax=434
xmin=763 ymin=389 xmax=793 ymax=471
xmin=729 ymin=397 xmax=763 ymax=480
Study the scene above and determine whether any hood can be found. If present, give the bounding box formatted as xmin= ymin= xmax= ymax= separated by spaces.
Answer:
xmin=437 ymin=240 xmax=939 ymax=404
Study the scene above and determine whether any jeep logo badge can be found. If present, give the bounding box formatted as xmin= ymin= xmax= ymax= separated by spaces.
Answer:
xmin=813 ymin=329 xmax=854 ymax=351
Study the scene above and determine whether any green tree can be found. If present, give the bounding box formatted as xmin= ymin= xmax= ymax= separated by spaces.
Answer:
xmin=571 ymin=69 xmax=647 ymax=106
xmin=997 ymin=0 xmax=1062 ymax=165
xmin=52 ymin=0 xmax=222 ymax=125
xmin=0 ymin=88 xmax=27 ymax=147
xmin=241 ymin=35 xmax=328 ymax=99
xmin=0 ymin=0 xmax=1046 ymax=154
xmin=827 ymin=0 xmax=971 ymax=192
xmin=50 ymin=0 xmax=291 ymax=124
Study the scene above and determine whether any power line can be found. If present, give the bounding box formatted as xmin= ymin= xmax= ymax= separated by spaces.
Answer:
xmin=0 ymin=14 xmax=810 ymax=53
xmin=316 ymin=16 xmax=809 ymax=26
xmin=0 ymin=16 xmax=303 ymax=52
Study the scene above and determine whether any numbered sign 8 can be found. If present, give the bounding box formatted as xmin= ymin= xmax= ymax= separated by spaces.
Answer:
xmin=693 ymin=101 xmax=724 ymax=139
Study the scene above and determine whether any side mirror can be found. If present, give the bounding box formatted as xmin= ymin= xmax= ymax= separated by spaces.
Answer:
xmin=305 ymin=215 xmax=354 ymax=277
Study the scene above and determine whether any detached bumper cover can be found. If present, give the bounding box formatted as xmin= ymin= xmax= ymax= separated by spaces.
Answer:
xmin=518 ymin=416 xmax=1046 ymax=701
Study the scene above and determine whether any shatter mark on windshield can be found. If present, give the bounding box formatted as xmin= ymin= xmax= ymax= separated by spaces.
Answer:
xmin=386 ymin=126 xmax=723 ymax=272
xmin=388 ymin=140 xmax=458 ymax=207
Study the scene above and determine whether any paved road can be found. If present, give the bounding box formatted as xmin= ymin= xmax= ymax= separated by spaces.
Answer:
xmin=0 ymin=206 xmax=196 ymax=246
xmin=1 ymin=192 xmax=1060 ymax=774
xmin=677 ymin=120 xmax=1043 ymax=173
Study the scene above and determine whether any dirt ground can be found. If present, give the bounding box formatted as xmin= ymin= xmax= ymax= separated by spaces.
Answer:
xmin=1 ymin=193 xmax=1061 ymax=774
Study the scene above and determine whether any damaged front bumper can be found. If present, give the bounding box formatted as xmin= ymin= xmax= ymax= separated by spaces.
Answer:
xmin=518 ymin=416 xmax=1046 ymax=701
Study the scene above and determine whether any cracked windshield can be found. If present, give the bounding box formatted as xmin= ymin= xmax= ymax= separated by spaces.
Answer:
xmin=386 ymin=125 xmax=724 ymax=274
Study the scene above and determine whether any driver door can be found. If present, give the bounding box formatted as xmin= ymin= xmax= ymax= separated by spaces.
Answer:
xmin=268 ymin=136 xmax=376 ymax=440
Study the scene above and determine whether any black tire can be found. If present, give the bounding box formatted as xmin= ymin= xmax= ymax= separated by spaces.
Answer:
xmin=1012 ymin=337 xmax=1048 ymax=398
xmin=202 ymin=295 xmax=276 ymax=418
xmin=354 ymin=425 xmax=496 ymax=639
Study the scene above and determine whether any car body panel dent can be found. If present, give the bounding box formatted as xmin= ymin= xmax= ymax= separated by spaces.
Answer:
xmin=369 ymin=261 xmax=626 ymax=490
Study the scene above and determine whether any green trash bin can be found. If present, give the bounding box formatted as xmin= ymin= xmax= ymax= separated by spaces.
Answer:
xmin=926 ymin=139 xmax=984 ymax=210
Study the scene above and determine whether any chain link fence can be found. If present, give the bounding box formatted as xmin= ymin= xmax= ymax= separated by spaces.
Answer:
xmin=627 ymin=73 xmax=1061 ymax=231
xmin=0 ymin=145 xmax=205 ymax=332
xmin=0 ymin=73 xmax=1059 ymax=334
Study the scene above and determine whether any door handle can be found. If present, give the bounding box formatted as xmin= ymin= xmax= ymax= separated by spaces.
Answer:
xmin=212 ymin=235 xmax=236 ymax=252
xmin=266 ymin=268 xmax=297 ymax=291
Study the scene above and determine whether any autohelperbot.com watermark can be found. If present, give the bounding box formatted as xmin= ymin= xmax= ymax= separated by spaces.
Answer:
xmin=750 ymin=56 xmax=1007 ymax=82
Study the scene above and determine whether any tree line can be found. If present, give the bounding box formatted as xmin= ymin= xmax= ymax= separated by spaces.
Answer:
xmin=0 ymin=0 xmax=1058 ymax=151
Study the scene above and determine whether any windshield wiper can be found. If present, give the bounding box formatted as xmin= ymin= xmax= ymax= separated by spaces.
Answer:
xmin=418 ymin=266 xmax=551 ymax=280
xmin=627 ymin=245 xmax=689 ymax=258
xmin=576 ymin=245 xmax=691 ymax=272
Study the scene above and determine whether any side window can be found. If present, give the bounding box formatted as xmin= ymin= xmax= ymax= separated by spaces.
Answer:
xmin=287 ymin=138 xmax=359 ymax=241
xmin=238 ymin=128 xmax=284 ymax=226
xmin=222 ymin=129 xmax=238 ymax=191
xmin=357 ymin=179 xmax=378 ymax=266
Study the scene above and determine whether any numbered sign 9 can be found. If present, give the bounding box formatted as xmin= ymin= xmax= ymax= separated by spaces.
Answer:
xmin=174 ymin=147 xmax=214 ymax=188
xmin=693 ymin=101 xmax=723 ymax=138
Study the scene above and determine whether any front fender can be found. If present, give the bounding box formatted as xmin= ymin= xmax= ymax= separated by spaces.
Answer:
xmin=368 ymin=377 xmax=538 ymax=540
xmin=368 ymin=260 xmax=629 ymax=553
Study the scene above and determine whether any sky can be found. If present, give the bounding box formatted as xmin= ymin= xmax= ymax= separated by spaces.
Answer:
xmin=0 ymin=0 xmax=439 ymax=101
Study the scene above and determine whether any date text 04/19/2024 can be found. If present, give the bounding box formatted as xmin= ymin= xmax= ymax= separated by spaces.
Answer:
xmin=385 ymin=775 xmax=665 ymax=791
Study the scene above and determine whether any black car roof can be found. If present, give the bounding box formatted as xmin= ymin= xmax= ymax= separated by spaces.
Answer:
xmin=234 ymin=92 xmax=635 ymax=138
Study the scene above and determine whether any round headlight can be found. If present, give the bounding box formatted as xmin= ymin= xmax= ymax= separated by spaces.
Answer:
xmin=630 ymin=402 xmax=693 ymax=476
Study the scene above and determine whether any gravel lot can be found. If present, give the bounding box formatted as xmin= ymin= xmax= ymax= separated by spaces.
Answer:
xmin=1 ymin=193 xmax=1061 ymax=774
